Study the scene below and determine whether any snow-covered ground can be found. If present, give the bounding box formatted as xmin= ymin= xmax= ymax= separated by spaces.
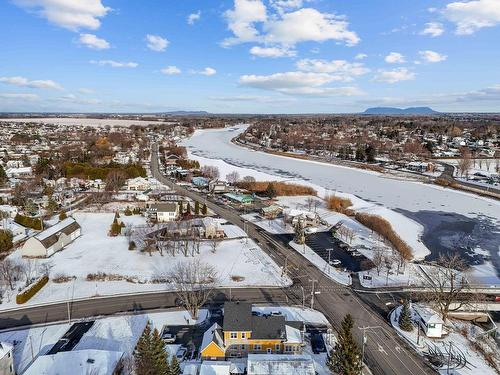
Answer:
xmin=1 ymin=212 xmax=290 ymax=310
xmin=182 ymin=126 xmax=500 ymax=284
xmin=390 ymin=305 xmax=499 ymax=375
xmin=0 ymin=309 xmax=208 ymax=375
xmin=0 ymin=117 xmax=172 ymax=127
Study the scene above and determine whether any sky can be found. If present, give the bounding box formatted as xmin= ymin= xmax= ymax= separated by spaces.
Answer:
xmin=0 ymin=0 xmax=499 ymax=114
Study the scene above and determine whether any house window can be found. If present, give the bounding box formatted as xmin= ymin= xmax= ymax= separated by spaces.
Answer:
xmin=241 ymin=332 xmax=246 ymax=339
xmin=253 ymin=344 xmax=262 ymax=351
xmin=275 ymin=344 xmax=280 ymax=351
xmin=285 ymin=345 xmax=293 ymax=352
xmin=230 ymin=332 xmax=237 ymax=339
xmin=428 ymin=323 xmax=436 ymax=329
xmin=267 ymin=348 xmax=272 ymax=354
xmin=241 ymin=344 xmax=246 ymax=350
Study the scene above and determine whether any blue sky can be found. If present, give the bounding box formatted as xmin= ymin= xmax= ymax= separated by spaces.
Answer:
xmin=0 ymin=0 xmax=499 ymax=113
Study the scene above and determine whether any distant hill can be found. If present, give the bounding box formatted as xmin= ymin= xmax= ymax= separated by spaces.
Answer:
xmin=161 ymin=111 xmax=210 ymax=116
xmin=362 ymin=107 xmax=439 ymax=115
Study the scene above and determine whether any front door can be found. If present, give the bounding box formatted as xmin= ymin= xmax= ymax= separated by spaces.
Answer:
xmin=267 ymin=348 xmax=272 ymax=354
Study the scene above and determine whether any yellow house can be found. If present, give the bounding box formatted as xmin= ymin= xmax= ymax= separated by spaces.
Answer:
xmin=200 ymin=302 xmax=304 ymax=360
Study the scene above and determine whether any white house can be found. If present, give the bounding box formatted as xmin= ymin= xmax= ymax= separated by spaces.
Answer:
xmin=147 ymin=203 xmax=179 ymax=223
xmin=0 ymin=205 xmax=18 ymax=219
xmin=21 ymin=217 xmax=81 ymax=258
xmin=5 ymin=167 xmax=32 ymax=179
xmin=413 ymin=305 xmax=444 ymax=338
xmin=126 ymin=177 xmax=150 ymax=191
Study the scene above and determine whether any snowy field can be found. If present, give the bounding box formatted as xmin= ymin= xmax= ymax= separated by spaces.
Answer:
xmin=0 ymin=309 xmax=208 ymax=375
xmin=1 ymin=212 xmax=290 ymax=310
xmin=0 ymin=117 xmax=174 ymax=127
xmin=182 ymin=126 xmax=500 ymax=284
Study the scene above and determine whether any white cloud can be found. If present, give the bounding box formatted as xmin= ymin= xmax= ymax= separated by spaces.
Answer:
xmin=222 ymin=1 xmax=359 ymax=48
xmin=295 ymin=59 xmax=370 ymax=81
xmin=161 ymin=66 xmax=181 ymax=75
xmin=239 ymin=71 xmax=363 ymax=96
xmin=209 ymin=95 xmax=296 ymax=104
xmin=250 ymin=46 xmax=296 ymax=57
xmin=0 ymin=93 xmax=39 ymax=100
xmin=355 ymin=53 xmax=368 ymax=60
xmin=419 ymin=50 xmax=447 ymax=63
xmin=385 ymin=52 xmax=406 ymax=64
xmin=373 ymin=68 xmax=416 ymax=83
xmin=192 ymin=67 xmax=217 ymax=76
xmin=78 ymin=88 xmax=94 ymax=94
xmin=13 ymin=0 xmax=110 ymax=31
xmin=443 ymin=0 xmax=500 ymax=35
xmin=420 ymin=22 xmax=445 ymax=37
xmin=270 ymin=0 xmax=305 ymax=12
xmin=90 ymin=60 xmax=138 ymax=68
xmin=223 ymin=0 xmax=267 ymax=46
xmin=57 ymin=93 xmax=101 ymax=105
xmin=187 ymin=11 xmax=201 ymax=25
xmin=264 ymin=8 xmax=360 ymax=46
xmin=146 ymin=34 xmax=169 ymax=52
xmin=0 ymin=76 xmax=63 ymax=90
xmin=78 ymin=33 xmax=109 ymax=49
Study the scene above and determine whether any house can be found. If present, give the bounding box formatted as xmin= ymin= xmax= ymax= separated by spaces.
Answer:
xmin=200 ymin=302 xmax=304 ymax=360
xmin=147 ymin=202 xmax=179 ymax=222
xmin=209 ymin=180 xmax=229 ymax=194
xmin=283 ymin=209 xmax=319 ymax=227
xmin=200 ymin=217 xmax=225 ymax=239
xmin=126 ymin=177 xmax=150 ymax=191
xmin=223 ymin=193 xmax=254 ymax=205
xmin=0 ymin=205 xmax=18 ymax=219
xmin=5 ymin=167 xmax=32 ymax=179
xmin=192 ymin=176 xmax=210 ymax=188
xmin=164 ymin=154 xmax=180 ymax=166
xmin=413 ymin=305 xmax=444 ymax=338
xmin=21 ymin=217 xmax=81 ymax=258
xmin=0 ymin=342 xmax=14 ymax=375
xmin=260 ymin=205 xmax=283 ymax=219
xmin=247 ymin=354 xmax=316 ymax=375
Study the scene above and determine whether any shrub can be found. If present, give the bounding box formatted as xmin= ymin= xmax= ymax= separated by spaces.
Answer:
xmin=52 ymin=273 xmax=75 ymax=283
xmin=355 ymin=212 xmax=413 ymax=260
xmin=109 ymin=219 xmax=122 ymax=236
xmin=128 ymin=241 xmax=136 ymax=250
xmin=236 ymin=181 xmax=316 ymax=197
xmin=133 ymin=207 xmax=141 ymax=215
xmin=124 ymin=207 xmax=133 ymax=216
xmin=0 ymin=229 xmax=13 ymax=254
xmin=16 ymin=275 xmax=49 ymax=304
xmin=14 ymin=214 xmax=43 ymax=230
xmin=326 ymin=195 xmax=352 ymax=214
xmin=59 ymin=211 xmax=67 ymax=221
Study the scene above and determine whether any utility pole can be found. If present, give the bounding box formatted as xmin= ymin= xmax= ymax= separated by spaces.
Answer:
xmin=300 ymin=285 xmax=305 ymax=308
xmin=309 ymin=279 xmax=318 ymax=309
xmin=358 ymin=326 xmax=383 ymax=375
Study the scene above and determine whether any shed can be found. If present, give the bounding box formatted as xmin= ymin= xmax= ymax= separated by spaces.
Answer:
xmin=413 ymin=304 xmax=444 ymax=338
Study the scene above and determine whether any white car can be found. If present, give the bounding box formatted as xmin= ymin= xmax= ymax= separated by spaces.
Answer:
xmin=176 ymin=346 xmax=188 ymax=361
xmin=304 ymin=227 xmax=318 ymax=234
xmin=329 ymin=259 xmax=341 ymax=266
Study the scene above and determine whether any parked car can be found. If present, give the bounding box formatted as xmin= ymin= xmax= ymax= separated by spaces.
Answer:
xmin=161 ymin=331 xmax=176 ymax=344
xmin=329 ymin=259 xmax=341 ymax=266
xmin=304 ymin=227 xmax=318 ymax=234
xmin=311 ymin=333 xmax=326 ymax=354
xmin=176 ymin=346 xmax=188 ymax=361
xmin=351 ymin=251 xmax=362 ymax=257
xmin=270 ymin=311 xmax=283 ymax=316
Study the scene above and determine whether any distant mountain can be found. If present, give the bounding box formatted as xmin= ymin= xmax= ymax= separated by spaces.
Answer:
xmin=362 ymin=107 xmax=439 ymax=115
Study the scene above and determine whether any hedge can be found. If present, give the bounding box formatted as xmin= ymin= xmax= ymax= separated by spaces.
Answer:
xmin=14 ymin=214 xmax=43 ymax=230
xmin=16 ymin=275 xmax=49 ymax=304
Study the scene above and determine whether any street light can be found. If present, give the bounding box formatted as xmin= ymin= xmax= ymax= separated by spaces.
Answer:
xmin=358 ymin=326 xmax=383 ymax=375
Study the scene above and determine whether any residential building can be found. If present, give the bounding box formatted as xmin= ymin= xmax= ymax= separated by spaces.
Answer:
xmin=247 ymin=354 xmax=316 ymax=375
xmin=209 ymin=180 xmax=229 ymax=194
xmin=200 ymin=302 xmax=304 ymax=360
xmin=192 ymin=176 xmax=210 ymax=188
xmin=260 ymin=205 xmax=283 ymax=219
xmin=223 ymin=193 xmax=254 ymax=205
xmin=413 ymin=305 xmax=444 ymax=338
xmin=147 ymin=202 xmax=179 ymax=222
xmin=21 ymin=217 xmax=81 ymax=258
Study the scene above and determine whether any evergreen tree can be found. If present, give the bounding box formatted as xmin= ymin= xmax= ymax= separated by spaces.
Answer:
xmin=327 ymin=314 xmax=362 ymax=375
xmin=0 ymin=165 xmax=7 ymax=186
xmin=59 ymin=211 xmax=67 ymax=221
xmin=151 ymin=328 xmax=170 ymax=375
xmin=186 ymin=202 xmax=191 ymax=215
xmin=134 ymin=323 xmax=154 ymax=375
xmin=124 ymin=207 xmax=133 ymax=216
xmin=0 ymin=229 xmax=13 ymax=254
xmin=169 ymin=356 xmax=181 ymax=375
xmin=265 ymin=182 xmax=278 ymax=198
xmin=398 ymin=300 xmax=413 ymax=332
xmin=201 ymin=203 xmax=208 ymax=215
xmin=194 ymin=201 xmax=200 ymax=215
xmin=109 ymin=218 xmax=122 ymax=236
xmin=365 ymin=144 xmax=377 ymax=163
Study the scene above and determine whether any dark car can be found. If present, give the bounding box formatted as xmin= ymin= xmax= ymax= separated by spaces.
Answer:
xmin=311 ymin=333 xmax=326 ymax=354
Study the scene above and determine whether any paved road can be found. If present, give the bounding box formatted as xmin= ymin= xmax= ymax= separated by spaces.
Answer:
xmin=150 ymin=145 xmax=435 ymax=375
xmin=438 ymin=161 xmax=500 ymax=196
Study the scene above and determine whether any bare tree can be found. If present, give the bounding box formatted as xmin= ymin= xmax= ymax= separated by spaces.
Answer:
xmin=0 ymin=259 xmax=23 ymax=291
xmin=419 ymin=254 xmax=473 ymax=322
xmin=210 ymin=239 xmax=220 ymax=254
xmin=242 ymin=175 xmax=256 ymax=183
xmin=200 ymin=165 xmax=220 ymax=180
xmin=457 ymin=147 xmax=472 ymax=178
xmin=105 ymin=170 xmax=128 ymax=192
xmin=305 ymin=197 xmax=315 ymax=211
xmin=372 ymin=247 xmax=385 ymax=276
xmin=226 ymin=171 xmax=240 ymax=185
xmin=168 ymin=259 xmax=218 ymax=319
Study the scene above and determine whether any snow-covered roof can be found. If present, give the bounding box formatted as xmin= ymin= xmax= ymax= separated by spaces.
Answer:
xmin=23 ymin=349 xmax=123 ymax=375
xmin=413 ymin=304 xmax=444 ymax=325
xmin=183 ymin=363 xmax=200 ymax=375
xmin=247 ymin=354 xmax=315 ymax=375
xmin=285 ymin=325 xmax=302 ymax=344
xmin=283 ymin=208 xmax=317 ymax=219
xmin=199 ymin=361 xmax=231 ymax=375
xmin=200 ymin=323 xmax=225 ymax=353
xmin=0 ymin=341 xmax=13 ymax=358
xmin=34 ymin=217 xmax=80 ymax=248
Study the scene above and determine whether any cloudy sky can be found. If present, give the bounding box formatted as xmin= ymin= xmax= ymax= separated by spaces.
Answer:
xmin=0 ymin=0 xmax=499 ymax=113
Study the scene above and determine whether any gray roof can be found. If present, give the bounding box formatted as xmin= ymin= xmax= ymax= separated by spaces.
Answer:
xmin=223 ymin=302 xmax=287 ymax=340
xmin=149 ymin=203 xmax=177 ymax=212
xmin=35 ymin=217 xmax=81 ymax=248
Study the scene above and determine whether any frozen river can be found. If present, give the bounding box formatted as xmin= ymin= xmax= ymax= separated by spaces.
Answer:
xmin=183 ymin=126 xmax=500 ymax=282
